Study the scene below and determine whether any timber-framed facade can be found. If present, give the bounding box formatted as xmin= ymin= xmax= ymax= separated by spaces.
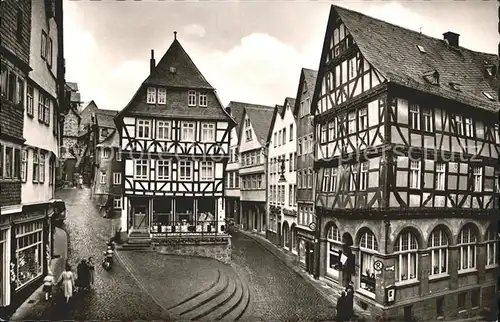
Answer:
xmin=312 ymin=5 xmax=499 ymax=321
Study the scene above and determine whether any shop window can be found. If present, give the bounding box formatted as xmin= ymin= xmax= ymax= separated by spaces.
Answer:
xmin=458 ymin=225 xmax=477 ymax=272
xmin=429 ymin=228 xmax=449 ymax=276
xmin=15 ymin=221 xmax=43 ymax=289
xmin=327 ymin=224 xmax=342 ymax=279
xmin=394 ymin=230 xmax=419 ymax=283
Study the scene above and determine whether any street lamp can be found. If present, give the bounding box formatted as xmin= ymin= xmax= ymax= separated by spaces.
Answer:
xmin=278 ymin=157 xmax=287 ymax=183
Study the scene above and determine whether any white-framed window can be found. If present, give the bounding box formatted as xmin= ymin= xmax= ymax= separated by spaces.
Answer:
xmin=134 ymin=159 xmax=148 ymax=179
xmin=147 ymin=87 xmax=156 ymax=104
xmin=157 ymin=88 xmax=166 ymax=104
xmin=156 ymin=120 xmax=171 ymax=140
xmin=322 ymin=168 xmax=330 ymax=191
xmin=188 ymin=90 xmax=196 ymax=106
xmin=137 ymin=120 xmax=151 ymax=139
xmin=486 ymin=227 xmax=499 ymax=267
xmin=157 ymin=160 xmax=171 ymax=180
xmin=458 ymin=225 xmax=477 ymax=272
xmin=320 ymin=124 xmax=327 ymax=143
xmin=113 ymin=172 xmax=121 ymax=185
xmin=422 ymin=107 xmax=432 ymax=132
xmin=181 ymin=122 xmax=195 ymax=141
xmin=360 ymin=162 xmax=368 ymax=191
xmin=26 ymin=85 xmax=34 ymax=116
xmin=100 ymin=172 xmax=106 ymax=184
xmin=409 ymin=160 xmax=421 ymax=189
xmin=201 ymin=123 xmax=215 ymax=142
xmin=472 ymin=166 xmax=482 ymax=192
xmin=21 ymin=149 xmax=27 ymax=182
xmin=429 ymin=228 xmax=448 ymax=276
xmin=14 ymin=221 xmax=43 ymax=290
xmin=409 ymin=103 xmax=420 ymax=130
xmin=178 ymin=161 xmax=192 ymax=181
xmin=307 ymin=169 xmax=312 ymax=188
xmin=113 ymin=197 xmax=122 ymax=209
xmin=327 ymin=224 xmax=342 ymax=279
xmin=464 ymin=117 xmax=473 ymax=137
xmin=328 ymin=121 xmax=335 ymax=141
xmin=359 ymin=230 xmax=378 ymax=296
xmin=32 ymin=152 xmax=39 ymax=183
xmin=350 ymin=165 xmax=358 ymax=191
xmin=200 ymin=161 xmax=214 ymax=180
xmin=199 ymin=93 xmax=207 ymax=107
xmin=359 ymin=107 xmax=368 ymax=131
xmin=436 ymin=163 xmax=446 ymax=190
xmin=347 ymin=112 xmax=356 ymax=134
xmin=245 ymin=128 xmax=252 ymax=141
xmin=39 ymin=153 xmax=45 ymax=183
xmin=394 ymin=231 xmax=419 ymax=283
xmin=329 ymin=168 xmax=337 ymax=192
xmin=455 ymin=115 xmax=463 ymax=135
xmin=102 ymin=148 xmax=110 ymax=159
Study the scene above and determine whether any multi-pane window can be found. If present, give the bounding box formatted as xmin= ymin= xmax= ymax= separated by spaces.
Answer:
xmin=328 ymin=121 xmax=335 ymax=141
xmin=134 ymin=160 xmax=148 ymax=179
xmin=157 ymin=160 xmax=171 ymax=180
xmin=157 ymin=120 xmax=171 ymax=140
xmin=38 ymin=92 xmax=44 ymax=122
xmin=26 ymin=85 xmax=33 ymax=116
xmin=322 ymin=169 xmax=330 ymax=191
xmin=178 ymin=161 xmax=192 ymax=181
xmin=43 ymin=95 xmax=50 ymax=125
xmin=455 ymin=115 xmax=463 ymax=135
xmin=360 ymin=162 xmax=368 ymax=191
xmin=113 ymin=172 xmax=121 ymax=185
xmin=359 ymin=107 xmax=368 ymax=131
xmin=147 ymin=87 xmax=156 ymax=104
xmin=32 ymin=152 xmax=39 ymax=183
xmin=113 ymin=197 xmax=122 ymax=209
xmin=347 ymin=112 xmax=356 ymax=134
xmin=321 ymin=124 xmax=327 ymax=143
xmin=188 ymin=90 xmax=196 ymax=106
xmin=157 ymin=88 xmax=166 ymax=104
xmin=359 ymin=230 xmax=378 ymax=295
xmin=100 ymin=172 xmax=106 ymax=184
xmin=409 ymin=161 xmax=421 ymax=189
xmin=464 ymin=117 xmax=473 ymax=137
xmin=330 ymin=168 xmax=337 ymax=192
xmin=409 ymin=104 xmax=420 ymax=130
xmin=436 ymin=163 xmax=446 ymax=190
xmin=394 ymin=231 xmax=419 ymax=282
xmin=21 ymin=150 xmax=27 ymax=182
xmin=458 ymin=225 xmax=477 ymax=271
xmin=102 ymin=148 xmax=110 ymax=159
xmin=472 ymin=166 xmax=482 ymax=192
xmin=181 ymin=122 xmax=195 ymax=141
xmin=429 ymin=229 xmax=448 ymax=276
xmin=199 ymin=93 xmax=207 ymax=107
xmin=201 ymin=123 xmax=215 ymax=141
xmin=486 ymin=227 xmax=498 ymax=267
xmin=245 ymin=128 xmax=252 ymax=141
xmin=39 ymin=153 xmax=45 ymax=183
xmin=137 ymin=120 xmax=151 ymax=139
xmin=350 ymin=165 xmax=358 ymax=191
xmin=200 ymin=161 xmax=214 ymax=180
xmin=422 ymin=108 xmax=432 ymax=132
xmin=307 ymin=169 xmax=313 ymax=188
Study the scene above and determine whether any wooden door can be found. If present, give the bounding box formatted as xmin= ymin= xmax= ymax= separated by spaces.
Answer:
xmin=133 ymin=204 xmax=148 ymax=231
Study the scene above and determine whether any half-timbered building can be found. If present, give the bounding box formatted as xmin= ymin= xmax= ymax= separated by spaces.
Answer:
xmin=292 ymin=68 xmax=319 ymax=276
xmin=236 ymin=103 xmax=274 ymax=233
xmin=115 ymin=33 xmax=235 ymax=246
xmin=224 ymin=102 xmax=245 ymax=224
xmin=312 ymin=5 xmax=499 ymax=321
xmin=266 ymin=98 xmax=297 ymax=249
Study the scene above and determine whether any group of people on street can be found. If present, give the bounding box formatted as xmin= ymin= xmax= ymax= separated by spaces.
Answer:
xmin=335 ymin=283 xmax=355 ymax=321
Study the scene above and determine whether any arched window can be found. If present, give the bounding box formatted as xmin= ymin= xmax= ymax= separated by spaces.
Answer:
xmin=457 ymin=225 xmax=477 ymax=272
xmin=428 ymin=228 xmax=448 ymax=276
xmin=485 ymin=227 xmax=498 ymax=268
xmin=359 ymin=230 xmax=378 ymax=296
xmin=394 ymin=231 xmax=419 ymax=282
xmin=326 ymin=224 xmax=342 ymax=279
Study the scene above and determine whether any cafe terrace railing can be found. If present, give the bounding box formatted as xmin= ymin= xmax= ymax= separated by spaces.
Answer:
xmin=150 ymin=218 xmax=227 ymax=239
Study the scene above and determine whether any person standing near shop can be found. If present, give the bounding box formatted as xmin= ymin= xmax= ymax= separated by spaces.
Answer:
xmin=58 ymin=263 xmax=76 ymax=303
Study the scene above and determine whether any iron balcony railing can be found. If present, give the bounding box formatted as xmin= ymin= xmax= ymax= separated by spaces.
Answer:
xmin=150 ymin=215 xmax=225 ymax=238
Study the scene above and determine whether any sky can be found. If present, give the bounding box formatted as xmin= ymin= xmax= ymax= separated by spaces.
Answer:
xmin=64 ymin=0 xmax=498 ymax=111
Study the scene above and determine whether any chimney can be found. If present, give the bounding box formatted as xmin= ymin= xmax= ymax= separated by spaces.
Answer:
xmin=443 ymin=31 xmax=459 ymax=47
xmin=150 ymin=49 xmax=155 ymax=74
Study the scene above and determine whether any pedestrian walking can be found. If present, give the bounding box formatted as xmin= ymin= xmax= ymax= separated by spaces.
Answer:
xmin=57 ymin=264 xmax=76 ymax=303
xmin=335 ymin=291 xmax=347 ymax=321
xmin=87 ymin=257 xmax=95 ymax=287
xmin=345 ymin=284 xmax=354 ymax=319
xmin=42 ymin=270 xmax=55 ymax=301
xmin=77 ymin=259 xmax=90 ymax=291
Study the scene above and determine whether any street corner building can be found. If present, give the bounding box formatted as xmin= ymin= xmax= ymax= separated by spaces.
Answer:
xmin=311 ymin=5 xmax=500 ymax=321
xmin=114 ymin=32 xmax=236 ymax=264
xmin=0 ymin=0 xmax=65 ymax=318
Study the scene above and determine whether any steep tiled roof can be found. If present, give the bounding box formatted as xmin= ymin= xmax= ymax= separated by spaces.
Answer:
xmin=95 ymin=109 xmax=118 ymax=128
xmin=144 ymin=39 xmax=213 ymax=89
xmin=243 ymin=104 xmax=275 ymax=146
xmin=266 ymin=105 xmax=284 ymax=145
xmin=124 ymin=102 xmax=231 ymax=121
xmin=330 ymin=5 xmax=500 ymax=112
xmin=97 ymin=129 xmax=119 ymax=148
xmin=293 ymin=68 xmax=318 ymax=115
xmin=281 ymin=97 xmax=296 ymax=118
xmin=226 ymin=101 xmax=247 ymax=138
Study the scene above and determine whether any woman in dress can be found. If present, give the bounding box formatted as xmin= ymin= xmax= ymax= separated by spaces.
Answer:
xmin=87 ymin=257 xmax=95 ymax=287
xmin=58 ymin=263 xmax=75 ymax=303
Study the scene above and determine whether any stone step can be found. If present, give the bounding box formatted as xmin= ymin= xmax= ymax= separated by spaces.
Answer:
xmin=219 ymin=268 xmax=251 ymax=321
xmin=202 ymin=274 xmax=244 ymax=321
xmin=128 ymin=238 xmax=151 ymax=244
xmin=182 ymin=271 xmax=237 ymax=321
xmin=169 ymin=270 xmax=229 ymax=317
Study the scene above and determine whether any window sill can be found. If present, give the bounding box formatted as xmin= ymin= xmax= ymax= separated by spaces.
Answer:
xmin=394 ymin=280 xmax=420 ymax=288
xmin=458 ymin=268 xmax=477 ymax=275
xmin=357 ymin=288 xmax=376 ymax=299
xmin=458 ymin=310 xmax=467 ymax=314
xmin=429 ymin=273 xmax=450 ymax=281
xmin=485 ymin=264 xmax=498 ymax=270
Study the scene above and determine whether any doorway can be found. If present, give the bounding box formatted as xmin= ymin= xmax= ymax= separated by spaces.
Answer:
xmin=305 ymin=241 xmax=315 ymax=275
xmin=132 ymin=199 xmax=149 ymax=231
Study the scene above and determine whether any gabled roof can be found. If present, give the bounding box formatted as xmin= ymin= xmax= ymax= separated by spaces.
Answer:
xmin=95 ymin=109 xmax=118 ymax=128
xmin=226 ymin=101 xmax=247 ymax=139
xmin=282 ymin=97 xmax=296 ymax=118
xmin=293 ymin=68 xmax=318 ymax=115
xmin=235 ymin=102 xmax=275 ymax=147
xmin=317 ymin=5 xmax=500 ymax=112
xmin=144 ymin=39 xmax=213 ymax=89
xmin=266 ymin=97 xmax=297 ymax=146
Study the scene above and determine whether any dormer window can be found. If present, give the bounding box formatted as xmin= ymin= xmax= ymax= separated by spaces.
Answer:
xmin=423 ymin=70 xmax=439 ymax=85
xmin=158 ymin=88 xmax=166 ymax=104
xmin=449 ymin=82 xmax=462 ymax=92
xmin=169 ymin=67 xmax=176 ymax=74
xmin=199 ymin=93 xmax=207 ymax=107
xmin=188 ymin=91 xmax=196 ymax=106
xmin=147 ymin=87 xmax=156 ymax=104
xmin=483 ymin=92 xmax=495 ymax=101
xmin=416 ymin=45 xmax=426 ymax=53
